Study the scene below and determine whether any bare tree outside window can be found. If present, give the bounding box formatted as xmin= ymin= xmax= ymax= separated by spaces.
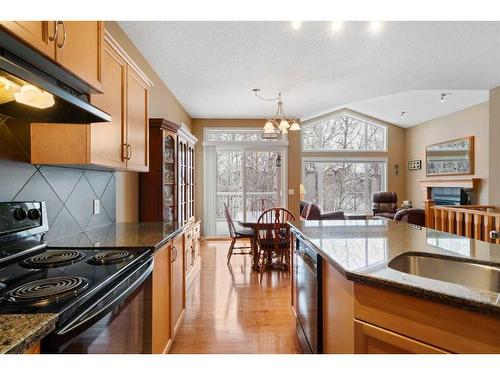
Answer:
xmin=302 ymin=113 xmax=386 ymax=151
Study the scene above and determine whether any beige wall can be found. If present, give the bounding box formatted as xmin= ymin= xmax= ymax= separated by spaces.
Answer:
xmin=404 ymin=102 xmax=489 ymax=208
xmin=489 ymin=87 xmax=500 ymax=207
xmin=105 ymin=22 xmax=192 ymax=223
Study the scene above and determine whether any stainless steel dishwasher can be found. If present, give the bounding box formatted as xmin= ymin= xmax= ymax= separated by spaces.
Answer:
xmin=294 ymin=237 xmax=323 ymax=354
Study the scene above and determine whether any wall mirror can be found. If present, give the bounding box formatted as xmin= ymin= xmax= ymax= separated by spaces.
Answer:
xmin=426 ymin=136 xmax=474 ymax=176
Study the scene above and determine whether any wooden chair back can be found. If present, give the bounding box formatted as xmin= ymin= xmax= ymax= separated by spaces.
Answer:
xmin=223 ymin=203 xmax=237 ymax=238
xmin=255 ymin=207 xmax=296 ymax=244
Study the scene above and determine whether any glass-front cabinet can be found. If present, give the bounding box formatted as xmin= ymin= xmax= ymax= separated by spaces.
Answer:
xmin=140 ymin=118 xmax=197 ymax=225
xmin=177 ymin=127 xmax=197 ymax=225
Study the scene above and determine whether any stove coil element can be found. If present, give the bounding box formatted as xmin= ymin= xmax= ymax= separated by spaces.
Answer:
xmin=3 ymin=276 xmax=90 ymax=306
xmin=20 ymin=250 xmax=85 ymax=268
xmin=88 ymin=250 xmax=134 ymax=265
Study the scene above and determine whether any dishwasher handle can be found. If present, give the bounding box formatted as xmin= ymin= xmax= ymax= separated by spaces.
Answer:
xmin=295 ymin=244 xmax=317 ymax=275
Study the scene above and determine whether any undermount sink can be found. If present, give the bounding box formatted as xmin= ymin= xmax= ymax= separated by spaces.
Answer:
xmin=388 ymin=253 xmax=500 ymax=293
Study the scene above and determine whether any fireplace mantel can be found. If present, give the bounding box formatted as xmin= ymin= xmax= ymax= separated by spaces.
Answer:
xmin=417 ymin=177 xmax=481 ymax=193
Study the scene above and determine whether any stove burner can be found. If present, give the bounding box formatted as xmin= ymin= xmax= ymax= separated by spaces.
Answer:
xmin=3 ymin=276 xmax=90 ymax=306
xmin=21 ymin=250 xmax=85 ymax=268
xmin=88 ymin=250 xmax=134 ymax=265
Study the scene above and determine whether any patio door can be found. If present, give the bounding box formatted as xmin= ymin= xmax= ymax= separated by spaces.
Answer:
xmin=214 ymin=149 xmax=283 ymax=236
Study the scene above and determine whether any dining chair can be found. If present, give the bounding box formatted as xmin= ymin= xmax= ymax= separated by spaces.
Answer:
xmin=224 ymin=203 xmax=254 ymax=265
xmin=249 ymin=197 xmax=275 ymax=222
xmin=254 ymin=207 xmax=296 ymax=283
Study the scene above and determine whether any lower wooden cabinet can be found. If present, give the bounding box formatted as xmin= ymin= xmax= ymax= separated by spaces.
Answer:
xmin=151 ymin=242 xmax=172 ymax=354
xmin=23 ymin=342 xmax=41 ymax=354
xmin=185 ymin=220 xmax=201 ymax=292
xmin=354 ymin=320 xmax=448 ymax=354
xmin=171 ymin=233 xmax=185 ymax=338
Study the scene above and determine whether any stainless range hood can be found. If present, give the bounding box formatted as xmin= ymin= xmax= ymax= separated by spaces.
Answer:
xmin=0 ymin=28 xmax=110 ymax=124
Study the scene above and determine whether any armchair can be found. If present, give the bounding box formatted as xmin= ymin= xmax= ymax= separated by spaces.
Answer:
xmin=372 ymin=192 xmax=398 ymax=219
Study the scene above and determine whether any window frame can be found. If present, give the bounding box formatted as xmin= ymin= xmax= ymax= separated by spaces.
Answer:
xmin=301 ymin=156 xmax=388 ymax=214
xmin=300 ymin=109 xmax=388 ymax=153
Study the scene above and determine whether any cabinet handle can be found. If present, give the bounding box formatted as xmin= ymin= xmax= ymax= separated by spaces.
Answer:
xmin=48 ymin=21 xmax=59 ymax=42
xmin=127 ymin=144 xmax=132 ymax=160
xmin=122 ymin=144 xmax=128 ymax=161
xmin=56 ymin=21 xmax=67 ymax=48
xmin=171 ymin=246 xmax=177 ymax=263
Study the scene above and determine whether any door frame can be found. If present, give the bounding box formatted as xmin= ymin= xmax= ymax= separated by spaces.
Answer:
xmin=203 ymin=128 xmax=288 ymax=238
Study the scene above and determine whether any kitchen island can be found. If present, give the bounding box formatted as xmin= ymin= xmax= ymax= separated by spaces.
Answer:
xmin=289 ymin=219 xmax=500 ymax=354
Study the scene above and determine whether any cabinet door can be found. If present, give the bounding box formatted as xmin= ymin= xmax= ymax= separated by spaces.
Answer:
xmin=126 ymin=66 xmax=149 ymax=172
xmin=151 ymin=243 xmax=172 ymax=354
xmin=0 ymin=21 xmax=56 ymax=58
xmin=55 ymin=21 xmax=103 ymax=91
xmin=90 ymin=40 xmax=127 ymax=169
xmin=171 ymin=234 xmax=185 ymax=336
xmin=354 ymin=320 xmax=448 ymax=354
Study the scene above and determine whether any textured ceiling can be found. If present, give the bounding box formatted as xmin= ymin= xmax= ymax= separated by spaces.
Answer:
xmin=119 ymin=21 xmax=500 ymax=125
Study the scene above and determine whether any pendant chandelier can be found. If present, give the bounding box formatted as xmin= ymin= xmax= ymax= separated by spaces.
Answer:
xmin=252 ymin=89 xmax=301 ymax=136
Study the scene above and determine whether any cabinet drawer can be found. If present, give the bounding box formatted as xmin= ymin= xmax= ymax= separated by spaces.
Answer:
xmin=354 ymin=320 xmax=448 ymax=354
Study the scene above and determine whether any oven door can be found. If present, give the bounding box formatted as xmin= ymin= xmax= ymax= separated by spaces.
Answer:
xmin=295 ymin=239 xmax=322 ymax=354
xmin=42 ymin=259 xmax=153 ymax=354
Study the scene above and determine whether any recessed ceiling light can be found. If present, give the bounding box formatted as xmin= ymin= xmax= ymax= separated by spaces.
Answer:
xmin=291 ymin=21 xmax=302 ymax=30
xmin=369 ymin=21 xmax=384 ymax=33
xmin=330 ymin=21 xmax=343 ymax=33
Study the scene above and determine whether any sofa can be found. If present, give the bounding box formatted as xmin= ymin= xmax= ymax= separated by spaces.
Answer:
xmin=393 ymin=208 xmax=426 ymax=227
xmin=300 ymin=202 xmax=345 ymax=220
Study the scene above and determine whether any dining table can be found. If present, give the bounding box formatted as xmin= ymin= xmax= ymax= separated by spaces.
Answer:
xmin=237 ymin=220 xmax=293 ymax=272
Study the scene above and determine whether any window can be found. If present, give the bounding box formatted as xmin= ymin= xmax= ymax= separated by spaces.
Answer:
xmin=302 ymin=112 xmax=386 ymax=151
xmin=203 ymin=128 xmax=288 ymax=236
xmin=302 ymin=158 xmax=386 ymax=213
xmin=206 ymin=128 xmax=281 ymax=142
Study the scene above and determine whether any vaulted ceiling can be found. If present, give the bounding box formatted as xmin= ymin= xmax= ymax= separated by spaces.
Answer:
xmin=120 ymin=21 xmax=499 ymax=126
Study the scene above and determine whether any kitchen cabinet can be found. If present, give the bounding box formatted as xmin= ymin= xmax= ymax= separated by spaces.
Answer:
xmin=354 ymin=320 xmax=447 ymax=354
xmin=177 ymin=127 xmax=197 ymax=226
xmin=125 ymin=66 xmax=149 ymax=172
xmin=185 ymin=220 xmax=201 ymax=292
xmin=354 ymin=283 xmax=500 ymax=353
xmin=23 ymin=342 xmax=41 ymax=354
xmin=0 ymin=21 xmax=103 ymax=92
xmin=30 ymin=31 xmax=152 ymax=172
xmin=139 ymin=119 xmax=180 ymax=222
xmin=0 ymin=21 xmax=56 ymax=58
xmin=171 ymin=233 xmax=185 ymax=337
xmin=151 ymin=242 xmax=172 ymax=354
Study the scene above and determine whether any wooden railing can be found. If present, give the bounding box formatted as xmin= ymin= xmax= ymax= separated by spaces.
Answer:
xmin=425 ymin=200 xmax=500 ymax=243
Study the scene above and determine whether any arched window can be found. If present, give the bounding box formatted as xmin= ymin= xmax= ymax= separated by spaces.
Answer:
xmin=302 ymin=111 xmax=386 ymax=151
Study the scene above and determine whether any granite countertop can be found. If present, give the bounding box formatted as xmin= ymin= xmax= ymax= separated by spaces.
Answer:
xmin=0 ymin=314 xmax=57 ymax=354
xmin=289 ymin=219 xmax=500 ymax=317
xmin=47 ymin=222 xmax=185 ymax=251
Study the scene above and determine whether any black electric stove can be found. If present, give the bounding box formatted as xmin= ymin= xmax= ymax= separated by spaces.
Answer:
xmin=0 ymin=202 xmax=153 ymax=353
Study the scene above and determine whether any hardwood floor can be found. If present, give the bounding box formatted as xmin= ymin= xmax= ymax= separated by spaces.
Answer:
xmin=169 ymin=240 xmax=302 ymax=354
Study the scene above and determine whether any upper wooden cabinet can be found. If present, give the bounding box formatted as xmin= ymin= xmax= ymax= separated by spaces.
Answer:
xmin=0 ymin=21 xmax=103 ymax=92
xmin=30 ymin=31 xmax=153 ymax=172
xmin=53 ymin=21 xmax=103 ymax=92
xmin=0 ymin=21 xmax=56 ymax=58
xmin=89 ymin=37 xmax=127 ymax=169
xmin=125 ymin=66 xmax=149 ymax=172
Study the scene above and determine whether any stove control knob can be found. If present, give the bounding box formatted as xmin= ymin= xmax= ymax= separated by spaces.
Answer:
xmin=28 ymin=209 xmax=41 ymax=220
xmin=13 ymin=208 xmax=27 ymax=221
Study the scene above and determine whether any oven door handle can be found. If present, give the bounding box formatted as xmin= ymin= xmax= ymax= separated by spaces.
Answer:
xmin=54 ymin=259 xmax=154 ymax=340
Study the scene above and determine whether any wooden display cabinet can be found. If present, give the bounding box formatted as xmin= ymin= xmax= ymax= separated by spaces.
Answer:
xmin=139 ymin=118 xmax=180 ymax=223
